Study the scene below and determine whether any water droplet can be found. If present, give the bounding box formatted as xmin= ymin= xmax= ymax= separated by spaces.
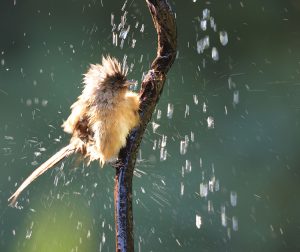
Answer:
xmin=233 ymin=90 xmax=239 ymax=105
xmin=119 ymin=25 xmax=130 ymax=40
xmin=152 ymin=122 xmax=160 ymax=133
xmin=193 ymin=94 xmax=198 ymax=105
xmin=180 ymin=182 xmax=184 ymax=196
xmin=153 ymin=139 xmax=157 ymax=150
xmin=203 ymin=102 xmax=207 ymax=113
xmin=120 ymin=39 xmax=124 ymax=49
xmin=175 ymin=239 xmax=182 ymax=247
xmin=227 ymin=228 xmax=231 ymax=239
xmin=160 ymin=147 xmax=167 ymax=161
xmin=31 ymin=161 xmax=38 ymax=166
xmin=210 ymin=17 xmax=217 ymax=31
xmin=4 ymin=136 xmax=14 ymax=141
xmin=202 ymin=8 xmax=210 ymax=20
xmin=215 ymin=179 xmax=220 ymax=191
xmin=156 ymin=109 xmax=162 ymax=120
xmin=54 ymin=176 xmax=59 ymax=186
xmin=41 ymin=99 xmax=48 ymax=106
xmin=34 ymin=151 xmax=41 ymax=157
xmin=209 ymin=176 xmax=215 ymax=192
xmin=200 ymin=19 xmax=207 ymax=31
xmin=185 ymin=160 xmax=192 ymax=173
xmin=161 ymin=135 xmax=167 ymax=148
xmin=211 ymin=47 xmax=219 ymax=61
xmin=221 ymin=205 xmax=227 ymax=227
xmin=180 ymin=141 xmax=187 ymax=155
xmin=208 ymin=200 xmax=214 ymax=212
xmin=111 ymin=13 xmax=114 ymax=26
xmin=196 ymin=215 xmax=202 ymax=229
xmin=102 ymin=232 xmax=106 ymax=243
xmin=197 ymin=36 xmax=210 ymax=54
xmin=228 ymin=77 xmax=236 ymax=89
xmin=230 ymin=191 xmax=237 ymax=207
xmin=122 ymin=54 xmax=128 ymax=73
xmin=140 ymin=24 xmax=144 ymax=33
xmin=113 ymin=32 xmax=118 ymax=46
xmin=207 ymin=116 xmax=214 ymax=129
xmin=77 ymin=221 xmax=83 ymax=230
xmin=184 ymin=104 xmax=189 ymax=118
xmin=25 ymin=229 xmax=32 ymax=239
xmin=121 ymin=0 xmax=128 ymax=11
xmin=200 ymin=183 xmax=208 ymax=197
xmin=131 ymin=39 xmax=136 ymax=48
xmin=190 ymin=131 xmax=194 ymax=142
xmin=167 ymin=103 xmax=174 ymax=119
xmin=120 ymin=11 xmax=128 ymax=28
xmin=232 ymin=216 xmax=238 ymax=231
xmin=26 ymin=99 xmax=32 ymax=106
xmin=220 ymin=31 xmax=228 ymax=46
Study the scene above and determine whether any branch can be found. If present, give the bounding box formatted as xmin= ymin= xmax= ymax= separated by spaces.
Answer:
xmin=114 ymin=0 xmax=177 ymax=251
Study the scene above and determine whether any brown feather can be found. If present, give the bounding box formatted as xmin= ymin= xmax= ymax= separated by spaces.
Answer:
xmin=8 ymin=55 xmax=140 ymax=206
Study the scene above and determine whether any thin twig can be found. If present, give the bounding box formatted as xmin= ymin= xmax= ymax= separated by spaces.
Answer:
xmin=114 ymin=0 xmax=177 ymax=251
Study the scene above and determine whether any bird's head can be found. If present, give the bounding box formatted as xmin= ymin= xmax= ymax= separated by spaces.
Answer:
xmin=83 ymin=55 xmax=134 ymax=92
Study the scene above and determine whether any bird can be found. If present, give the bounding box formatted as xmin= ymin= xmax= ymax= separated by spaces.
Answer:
xmin=8 ymin=55 xmax=140 ymax=207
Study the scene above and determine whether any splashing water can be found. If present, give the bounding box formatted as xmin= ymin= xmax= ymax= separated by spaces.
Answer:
xmin=195 ymin=8 xmax=229 ymax=64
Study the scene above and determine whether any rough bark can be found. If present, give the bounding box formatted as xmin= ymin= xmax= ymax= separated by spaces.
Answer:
xmin=114 ymin=0 xmax=177 ymax=251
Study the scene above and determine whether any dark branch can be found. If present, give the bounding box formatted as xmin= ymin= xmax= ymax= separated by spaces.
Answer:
xmin=114 ymin=0 xmax=177 ymax=251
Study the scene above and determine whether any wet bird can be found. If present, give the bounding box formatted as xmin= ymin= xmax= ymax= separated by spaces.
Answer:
xmin=8 ymin=56 xmax=140 ymax=206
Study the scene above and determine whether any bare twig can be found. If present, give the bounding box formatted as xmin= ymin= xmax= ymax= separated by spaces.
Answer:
xmin=114 ymin=0 xmax=177 ymax=251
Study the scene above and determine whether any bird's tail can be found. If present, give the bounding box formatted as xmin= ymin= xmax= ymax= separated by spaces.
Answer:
xmin=8 ymin=144 xmax=77 ymax=207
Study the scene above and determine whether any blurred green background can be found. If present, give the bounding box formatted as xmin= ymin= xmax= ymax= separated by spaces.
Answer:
xmin=1 ymin=0 xmax=300 ymax=251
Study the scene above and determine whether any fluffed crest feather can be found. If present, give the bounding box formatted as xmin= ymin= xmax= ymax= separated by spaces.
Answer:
xmin=83 ymin=55 xmax=128 ymax=90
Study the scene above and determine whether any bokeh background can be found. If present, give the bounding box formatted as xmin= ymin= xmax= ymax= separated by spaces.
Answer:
xmin=1 ymin=0 xmax=300 ymax=251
